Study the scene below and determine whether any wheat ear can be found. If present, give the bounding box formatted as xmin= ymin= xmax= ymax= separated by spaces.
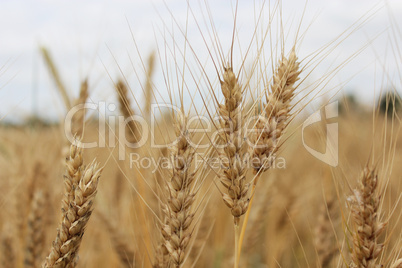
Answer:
xmin=217 ymin=67 xmax=249 ymax=222
xmin=348 ymin=166 xmax=386 ymax=268
xmin=40 ymin=46 xmax=71 ymax=110
xmin=251 ymin=48 xmax=301 ymax=174
xmin=71 ymin=79 xmax=89 ymax=138
xmin=43 ymin=141 xmax=102 ymax=267
xmin=159 ymin=111 xmax=196 ymax=268
xmin=238 ymin=48 xmax=301 ymax=259
xmin=216 ymin=67 xmax=249 ymax=268
xmin=25 ymin=190 xmax=46 ymax=268
xmin=315 ymin=198 xmax=338 ymax=268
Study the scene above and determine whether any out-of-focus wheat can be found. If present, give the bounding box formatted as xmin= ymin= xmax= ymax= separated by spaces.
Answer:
xmin=315 ymin=198 xmax=338 ymax=268
xmin=25 ymin=190 xmax=46 ymax=268
xmin=391 ymin=259 xmax=402 ymax=268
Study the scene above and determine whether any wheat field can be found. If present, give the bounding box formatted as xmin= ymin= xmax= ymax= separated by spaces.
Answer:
xmin=0 ymin=1 xmax=401 ymax=268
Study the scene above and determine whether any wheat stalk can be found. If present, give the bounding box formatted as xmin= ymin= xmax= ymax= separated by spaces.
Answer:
xmin=348 ymin=166 xmax=386 ymax=268
xmin=43 ymin=141 xmax=102 ymax=267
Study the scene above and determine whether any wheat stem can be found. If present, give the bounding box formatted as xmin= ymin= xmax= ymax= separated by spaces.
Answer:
xmin=237 ymin=174 xmax=260 ymax=262
xmin=234 ymin=222 xmax=240 ymax=268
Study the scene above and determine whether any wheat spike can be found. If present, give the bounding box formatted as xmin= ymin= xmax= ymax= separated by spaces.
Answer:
xmin=217 ymin=67 xmax=249 ymax=225
xmin=115 ymin=79 xmax=139 ymax=144
xmin=43 ymin=141 xmax=102 ymax=267
xmin=40 ymin=46 xmax=71 ymax=110
xmin=238 ymin=49 xmax=301 ymax=260
xmin=159 ymin=111 xmax=196 ymax=268
xmin=71 ymin=79 xmax=89 ymax=138
xmin=251 ymin=48 xmax=301 ymax=174
xmin=348 ymin=166 xmax=386 ymax=268
xmin=314 ymin=198 xmax=338 ymax=268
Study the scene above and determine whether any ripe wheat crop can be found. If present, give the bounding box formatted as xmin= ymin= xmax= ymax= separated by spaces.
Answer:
xmin=0 ymin=1 xmax=401 ymax=268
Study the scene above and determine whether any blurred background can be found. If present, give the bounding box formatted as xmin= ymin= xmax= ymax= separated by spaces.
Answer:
xmin=1 ymin=1 xmax=402 ymax=268
xmin=1 ymin=0 xmax=402 ymax=123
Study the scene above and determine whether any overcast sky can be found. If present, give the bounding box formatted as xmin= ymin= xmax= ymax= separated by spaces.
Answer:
xmin=1 ymin=0 xmax=402 ymax=122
